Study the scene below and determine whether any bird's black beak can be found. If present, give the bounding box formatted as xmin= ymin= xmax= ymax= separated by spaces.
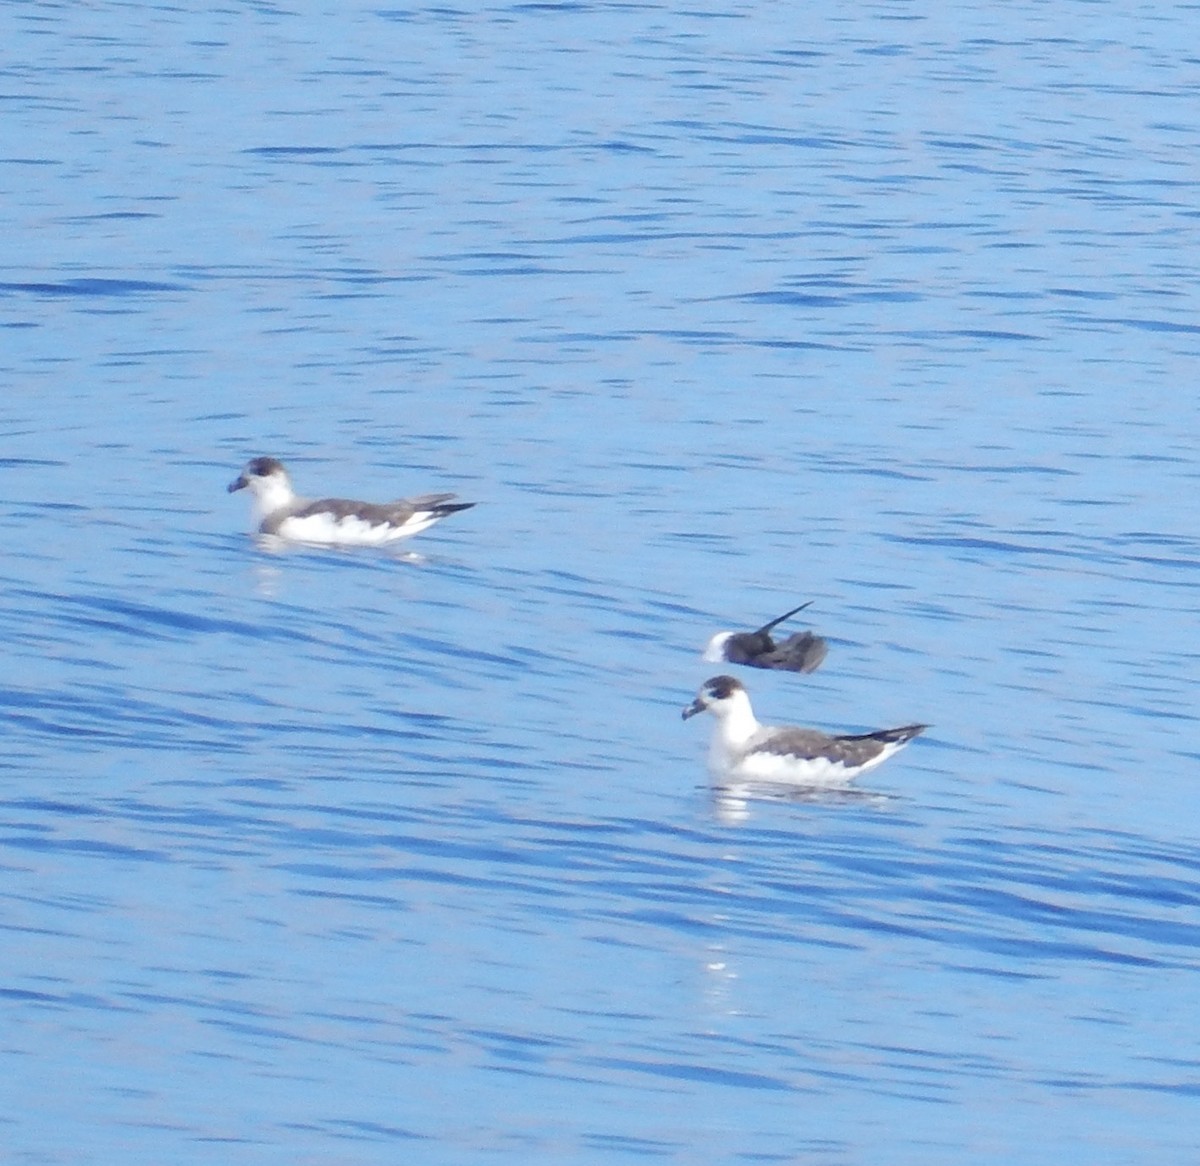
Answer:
xmin=227 ymin=474 xmax=248 ymax=493
xmin=681 ymin=697 xmax=707 ymax=721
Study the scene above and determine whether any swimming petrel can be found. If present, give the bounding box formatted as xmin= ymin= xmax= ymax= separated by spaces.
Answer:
xmin=228 ymin=456 xmax=475 ymax=546
xmin=682 ymin=674 xmax=927 ymax=785
xmin=703 ymin=602 xmax=828 ymax=673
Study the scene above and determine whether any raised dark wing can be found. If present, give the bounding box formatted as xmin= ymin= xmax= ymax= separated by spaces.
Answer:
xmin=752 ymin=601 xmax=813 ymax=637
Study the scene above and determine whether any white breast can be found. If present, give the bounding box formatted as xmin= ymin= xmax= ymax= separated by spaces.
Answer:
xmin=718 ymin=738 xmax=907 ymax=785
xmin=724 ymin=749 xmax=859 ymax=785
xmin=276 ymin=511 xmax=437 ymax=546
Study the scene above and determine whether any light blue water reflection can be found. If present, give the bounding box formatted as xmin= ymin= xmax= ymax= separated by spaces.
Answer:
xmin=3 ymin=1 xmax=1200 ymax=1162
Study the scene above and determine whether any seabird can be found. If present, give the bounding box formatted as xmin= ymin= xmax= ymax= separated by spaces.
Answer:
xmin=228 ymin=456 xmax=475 ymax=546
xmin=682 ymin=675 xmax=927 ymax=785
xmin=703 ymin=602 xmax=828 ymax=672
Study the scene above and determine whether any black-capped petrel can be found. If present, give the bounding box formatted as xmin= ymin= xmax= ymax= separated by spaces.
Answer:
xmin=682 ymin=675 xmax=927 ymax=784
xmin=228 ymin=456 xmax=475 ymax=546
xmin=703 ymin=602 xmax=828 ymax=673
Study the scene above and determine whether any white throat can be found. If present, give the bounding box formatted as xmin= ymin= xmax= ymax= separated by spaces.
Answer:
xmin=710 ymin=691 xmax=762 ymax=752
xmin=248 ymin=473 xmax=297 ymax=521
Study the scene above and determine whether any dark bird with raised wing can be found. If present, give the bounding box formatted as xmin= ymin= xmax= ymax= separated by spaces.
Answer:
xmin=703 ymin=601 xmax=828 ymax=673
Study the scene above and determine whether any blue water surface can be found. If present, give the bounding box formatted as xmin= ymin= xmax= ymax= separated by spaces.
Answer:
xmin=3 ymin=1 xmax=1200 ymax=1163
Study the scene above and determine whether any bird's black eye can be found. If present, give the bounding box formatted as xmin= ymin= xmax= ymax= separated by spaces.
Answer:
xmin=249 ymin=457 xmax=277 ymax=476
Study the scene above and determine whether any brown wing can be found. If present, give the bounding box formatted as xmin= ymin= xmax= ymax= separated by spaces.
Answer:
xmin=757 ymin=632 xmax=828 ymax=673
xmin=721 ymin=631 xmax=775 ymax=664
xmin=747 ymin=727 xmax=846 ymax=761
xmin=290 ymin=494 xmax=472 ymax=525
xmin=749 ymin=723 xmax=925 ymax=766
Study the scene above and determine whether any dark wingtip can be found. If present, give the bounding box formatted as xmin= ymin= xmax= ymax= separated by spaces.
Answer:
xmin=839 ymin=722 xmax=929 ymax=746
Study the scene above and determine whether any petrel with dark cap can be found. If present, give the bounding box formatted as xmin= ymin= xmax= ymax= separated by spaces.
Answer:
xmin=683 ymin=675 xmax=927 ymax=785
xmin=228 ymin=456 xmax=475 ymax=547
xmin=703 ymin=602 xmax=828 ymax=673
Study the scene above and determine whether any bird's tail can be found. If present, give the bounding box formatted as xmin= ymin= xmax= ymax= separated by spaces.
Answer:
xmin=775 ymin=631 xmax=828 ymax=673
xmin=405 ymin=493 xmax=477 ymax=518
xmin=841 ymin=724 xmax=929 ymax=746
xmin=431 ymin=501 xmax=476 ymax=517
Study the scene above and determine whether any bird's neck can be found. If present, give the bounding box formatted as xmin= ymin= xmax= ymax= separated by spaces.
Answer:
xmin=252 ymin=477 xmax=296 ymax=519
xmin=715 ymin=698 xmax=761 ymax=749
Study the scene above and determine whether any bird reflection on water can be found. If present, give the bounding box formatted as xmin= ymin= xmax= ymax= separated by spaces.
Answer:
xmin=709 ymin=779 xmax=896 ymax=825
